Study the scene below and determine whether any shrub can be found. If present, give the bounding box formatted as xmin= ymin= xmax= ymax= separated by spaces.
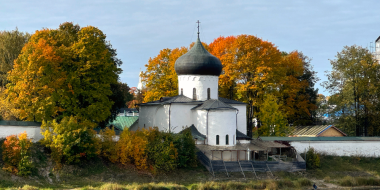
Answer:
xmin=116 ymin=129 xmax=148 ymax=170
xmin=306 ymin=147 xmax=320 ymax=169
xmin=114 ymin=127 xmax=196 ymax=174
xmin=41 ymin=116 xmax=98 ymax=168
xmin=2 ymin=132 xmax=33 ymax=176
xmin=147 ymin=131 xmax=178 ymax=173
xmin=97 ymin=127 xmax=118 ymax=163
xmin=173 ymin=128 xmax=197 ymax=168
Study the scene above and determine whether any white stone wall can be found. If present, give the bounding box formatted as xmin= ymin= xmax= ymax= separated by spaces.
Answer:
xmin=138 ymin=105 xmax=169 ymax=131
xmin=231 ymin=104 xmax=247 ymax=135
xmin=208 ymin=110 xmax=236 ymax=146
xmin=194 ymin=110 xmax=207 ymax=135
xmin=170 ymin=104 xmax=197 ymax=133
xmin=290 ymin=141 xmax=380 ymax=157
xmin=178 ymin=75 xmax=218 ymax=101
xmin=0 ymin=126 xmax=43 ymax=142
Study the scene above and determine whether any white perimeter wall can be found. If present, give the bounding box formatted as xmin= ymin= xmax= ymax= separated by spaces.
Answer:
xmin=178 ymin=75 xmax=218 ymax=101
xmin=208 ymin=110 xmax=236 ymax=146
xmin=0 ymin=126 xmax=43 ymax=142
xmin=291 ymin=141 xmax=380 ymax=157
xmin=138 ymin=105 xmax=169 ymax=131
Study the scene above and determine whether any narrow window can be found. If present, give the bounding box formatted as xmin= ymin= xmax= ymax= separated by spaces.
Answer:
xmin=216 ymin=135 xmax=219 ymax=145
xmin=207 ymin=88 xmax=210 ymax=99
xmin=193 ymin=88 xmax=196 ymax=100
xmin=181 ymin=88 xmax=183 ymax=95
xmin=226 ymin=135 xmax=229 ymax=145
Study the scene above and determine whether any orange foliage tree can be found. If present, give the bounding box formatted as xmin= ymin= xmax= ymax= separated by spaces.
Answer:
xmin=142 ymin=47 xmax=188 ymax=102
xmin=209 ymin=35 xmax=318 ymax=134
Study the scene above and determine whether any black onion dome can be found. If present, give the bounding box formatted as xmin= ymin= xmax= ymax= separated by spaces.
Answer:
xmin=175 ymin=37 xmax=222 ymax=76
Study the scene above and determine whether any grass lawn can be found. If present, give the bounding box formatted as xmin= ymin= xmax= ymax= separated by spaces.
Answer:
xmin=0 ymin=142 xmax=380 ymax=189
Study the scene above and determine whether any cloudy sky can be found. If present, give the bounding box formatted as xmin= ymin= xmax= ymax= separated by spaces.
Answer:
xmin=1 ymin=0 xmax=379 ymax=95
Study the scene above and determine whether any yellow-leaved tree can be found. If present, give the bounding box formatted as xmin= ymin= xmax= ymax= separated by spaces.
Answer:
xmin=142 ymin=47 xmax=187 ymax=102
xmin=6 ymin=22 xmax=121 ymax=123
xmin=258 ymin=94 xmax=289 ymax=136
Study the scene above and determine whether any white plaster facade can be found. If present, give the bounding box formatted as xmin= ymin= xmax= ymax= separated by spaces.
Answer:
xmin=0 ymin=125 xmax=43 ymax=142
xmin=207 ymin=110 xmax=236 ymax=146
xmin=138 ymin=105 xmax=169 ymax=130
xmin=178 ymin=75 xmax=218 ymax=101
xmin=291 ymin=141 xmax=380 ymax=157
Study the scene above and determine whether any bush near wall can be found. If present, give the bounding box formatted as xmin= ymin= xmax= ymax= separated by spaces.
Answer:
xmin=97 ymin=127 xmax=197 ymax=174
xmin=306 ymin=147 xmax=320 ymax=169
xmin=2 ymin=132 xmax=33 ymax=176
xmin=41 ymin=116 xmax=98 ymax=169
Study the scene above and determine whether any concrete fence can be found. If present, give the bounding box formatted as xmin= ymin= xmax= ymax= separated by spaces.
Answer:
xmin=0 ymin=121 xmax=43 ymax=142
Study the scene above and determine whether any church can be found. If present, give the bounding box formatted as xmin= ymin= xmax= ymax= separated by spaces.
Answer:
xmin=131 ymin=31 xmax=305 ymax=174
xmin=134 ymin=34 xmax=251 ymax=146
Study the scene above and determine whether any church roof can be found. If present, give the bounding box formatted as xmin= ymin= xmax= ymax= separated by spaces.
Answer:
xmin=218 ymin=97 xmax=246 ymax=104
xmin=191 ymin=99 xmax=237 ymax=110
xmin=174 ymin=37 xmax=222 ymax=76
xmin=236 ymin=129 xmax=252 ymax=140
xmin=138 ymin=95 xmax=203 ymax=106
xmin=139 ymin=96 xmax=246 ymax=107
xmin=180 ymin=124 xmax=206 ymax=141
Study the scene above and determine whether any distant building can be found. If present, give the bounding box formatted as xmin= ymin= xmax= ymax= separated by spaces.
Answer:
xmin=137 ymin=71 xmax=145 ymax=90
xmin=290 ymin=125 xmax=347 ymax=137
xmin=375 ymin=36 xmax=380 ymax=61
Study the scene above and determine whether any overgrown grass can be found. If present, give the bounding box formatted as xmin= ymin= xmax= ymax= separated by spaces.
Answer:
xmin=0 ymin=139 xmax=380 ymax=189
xmin=305 ymin=153 xmax=380 ymax=179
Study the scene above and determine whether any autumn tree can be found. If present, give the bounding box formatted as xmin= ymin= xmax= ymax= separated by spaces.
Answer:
xmin=209 ymin=35 xmax=284 ymax=136
xmin=99 ymin=82 xmax=134 ymax=128
xmin=279 ymin=51 xmax=318 ymax=126
xmin=258 ymin=94 xmax=289 ymax=136
xmin=323 ymin=45 xmax=380 ymax=136
xmin=142 ymin=47 xmax=187 ymax=102
xmin=0 ymin=28 xmax=30 ymax=87
xmin=6 ymin=22 xmax=122 ymax=124
xmin=208 ymin=36 xmax=237 ymax=99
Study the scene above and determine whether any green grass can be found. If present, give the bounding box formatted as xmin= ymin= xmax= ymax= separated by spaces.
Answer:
xmin=0 ymin=141 xmax=380 ymax=189
xmin=305 ymin=154 xmax=380 ymax=179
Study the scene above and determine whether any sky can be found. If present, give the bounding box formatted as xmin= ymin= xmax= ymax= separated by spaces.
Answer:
xmin=1 ymin=0 xmax=380 ymax=96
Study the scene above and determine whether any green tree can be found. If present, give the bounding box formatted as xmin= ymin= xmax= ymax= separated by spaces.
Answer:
xmin=322 ymin=45 xmax=380 ymax=136
xmin=258 ymin=94 xmax=289 ymax=136
xmin=0 ymin=28 xmax=30 ymax=87
xmin=6 ymin=22 xmax=122 ymax=123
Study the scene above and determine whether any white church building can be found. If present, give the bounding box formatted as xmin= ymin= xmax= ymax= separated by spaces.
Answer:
xmin=134 ymin=35 xmax=251 ymax=146
xmin=131 ymin=33 xmax=304 ymax=174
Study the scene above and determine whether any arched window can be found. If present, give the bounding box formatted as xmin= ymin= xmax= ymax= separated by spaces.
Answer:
xmin=216 ymin=135 xmax=219 ymax=145
xmin=181 ymin=88 xmax=183 ymax=95
xmin=193 ymin=88 xmax=196 ymax=100
xmin=207 ymin=88 xmax=210 ymax=99
xmin=226 ymin=135 xmax=229 ymax=145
